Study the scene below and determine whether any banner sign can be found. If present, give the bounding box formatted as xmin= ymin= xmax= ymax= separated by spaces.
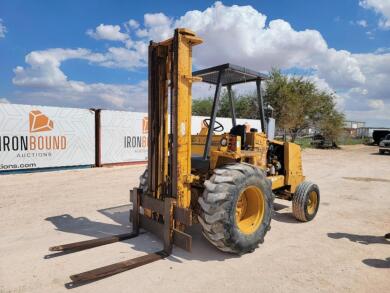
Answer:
xmin=100 ymin=110 xmax=148 ymax=164
xmin=0 ymin=104 xmax=95 ymax=171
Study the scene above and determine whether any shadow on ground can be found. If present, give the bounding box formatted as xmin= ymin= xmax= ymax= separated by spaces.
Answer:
xmin=327 ymin=232 xmax=390 ymax=245
xmin=328 ymin=232 xmax=390 ymax=270
xmin=272 ymin=202 xmax=299 ymax=224
xmin=45 ymin=204 xmax=237 ymax=264
xmin=362 ymin=257 xmax=390 ymax=268
xmin=45 ymin=212 xmax=130 ymax=239
xmin=274 ymin=202 xmax=289 ymax=211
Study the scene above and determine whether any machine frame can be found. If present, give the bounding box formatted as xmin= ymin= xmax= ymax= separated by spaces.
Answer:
xmin=48 ymin=28 xmax=318 ymax=285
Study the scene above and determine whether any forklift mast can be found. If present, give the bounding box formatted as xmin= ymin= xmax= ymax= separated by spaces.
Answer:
xmin=148 ymin=28 xmax=202 ymax=208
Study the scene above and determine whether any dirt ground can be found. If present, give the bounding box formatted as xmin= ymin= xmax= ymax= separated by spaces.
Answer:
xmin=0 ymin=145 xmax=389 ymax=293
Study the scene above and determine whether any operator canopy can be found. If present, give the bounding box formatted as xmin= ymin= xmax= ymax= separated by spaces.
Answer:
xmin=193 ymin=63 xmax=268 ymax=86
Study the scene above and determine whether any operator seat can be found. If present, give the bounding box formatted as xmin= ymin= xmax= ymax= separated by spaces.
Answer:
xmin=230 ymin=125 xmax=246 ymax=150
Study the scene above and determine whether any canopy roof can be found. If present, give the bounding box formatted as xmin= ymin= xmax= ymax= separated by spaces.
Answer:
xmin=192 ymin=63 xmax=268 ymax=86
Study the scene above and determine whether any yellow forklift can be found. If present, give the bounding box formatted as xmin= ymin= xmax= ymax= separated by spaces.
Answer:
xmin=50 ymin=28 xmax=320 ymax=284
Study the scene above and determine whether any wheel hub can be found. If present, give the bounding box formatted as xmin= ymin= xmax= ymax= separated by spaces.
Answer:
xmin=307 ymin=190 xmax=318 ymax=215
xmin=235 ymin=186 xmax=265 ymax=234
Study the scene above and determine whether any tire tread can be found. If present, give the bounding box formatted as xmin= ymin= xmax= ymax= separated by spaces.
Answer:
xmin=199 ymin=163 xmax=273 ymax=254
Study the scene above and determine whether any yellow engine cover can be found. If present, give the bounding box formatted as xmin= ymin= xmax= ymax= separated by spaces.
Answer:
xmin=284 ymin=142 xmax=305 ymax=192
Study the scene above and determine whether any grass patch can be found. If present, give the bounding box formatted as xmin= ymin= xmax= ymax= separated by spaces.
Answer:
xmin=337 ymin=137 xmax=365 ymax=145
xmin=294 ymin=137 xmax=313 ymax=149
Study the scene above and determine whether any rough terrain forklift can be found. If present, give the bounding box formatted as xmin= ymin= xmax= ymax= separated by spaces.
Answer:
xmin=50 ymin=28 xmax=320 ymax=284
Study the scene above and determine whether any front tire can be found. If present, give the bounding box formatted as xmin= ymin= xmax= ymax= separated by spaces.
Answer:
xmin=198 ymin=163 xmax=273 ymax=254
xmin=292 ymin=181 xmax=320 ymax=222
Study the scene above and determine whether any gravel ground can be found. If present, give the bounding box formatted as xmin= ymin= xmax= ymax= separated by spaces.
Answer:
xmin=0 ymin=145 xmax=389 ymax=292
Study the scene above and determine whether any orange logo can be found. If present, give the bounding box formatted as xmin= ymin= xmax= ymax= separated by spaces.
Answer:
xmin=142 ymin=117 xmax=148 ymax=134
xmin=29 ymin=110 xmax=54 ymax=133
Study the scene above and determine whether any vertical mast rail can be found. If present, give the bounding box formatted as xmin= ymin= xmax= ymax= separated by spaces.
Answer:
xmin=172 ymin=29 xmax=202 ymax=208
xmin=256 ymin=79 xmax=266 ymax=133
xmin=203 ymin=70 xmax=224 ymax=160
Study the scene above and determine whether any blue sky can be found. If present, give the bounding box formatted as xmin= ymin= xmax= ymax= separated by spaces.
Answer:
xmin=0 ymin=0 xmax=389 ymax=126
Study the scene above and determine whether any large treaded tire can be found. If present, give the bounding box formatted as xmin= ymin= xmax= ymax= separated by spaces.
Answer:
xmin=292 ymin=181 xmax=320 ymax=222
xmin=198 ymin=163 xmax=273 ymax=254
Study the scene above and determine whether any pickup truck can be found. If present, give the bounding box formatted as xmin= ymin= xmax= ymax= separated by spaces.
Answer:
xmin=379 ymin=134 xmax=390 ymax=154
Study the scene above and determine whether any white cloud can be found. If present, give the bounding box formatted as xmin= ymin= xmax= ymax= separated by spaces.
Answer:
xmin=353 ymin=52 xmax=390 ymax=101
xmin=133 ymin=2 xmax=365 ymax=89
xmin=13 ymin=46 xmax=147 ymax=89
xmin=304 ymin=76 xmax=334 ymax=93
xmin=87 ymin=24 xmax=129 ymax=41
xmin=368 ymin=99 xmax=385 ymax=109
xmin=374 ymin=47 xmax=390 ymax=53
xmin=132 ymin=2 xmax=388 ymax=125
xmin=13 ymin=48 xmax=104 ymax=87
xmin=345 ymin=104 xmax=390 ymax=126
xmin=12 ymin=48 xmax=147 ymax=110
xmin=124 ymin=19 xmax=140 ymax=31
xmin=136 ymin=13 xmax=173 ymax=40
xmin=11 ymin=2 xmax=390 ymax=126
xmin=334 ymin=52 xmax=390 ymax=125
xmin=360 ymin=0 xmax=390 ymax=29
xmin=15 ymin=78 xmax=148 ymax=111
xmin=0 ymin=98 xmax=10 ymax=103
xmin=84 ymin=23 xmax=147 ymax=67
xmin=356 ymin=19 xmax=368 ymax=27
xmin=0 ymin=19 xmax=7 ymax=38
xmin=97 ymin=43 xmax=147 ymax=69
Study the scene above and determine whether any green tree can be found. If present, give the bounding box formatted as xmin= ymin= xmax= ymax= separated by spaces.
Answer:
xmin=312 ymin=91 xmax=345 ymax=142
xmin=192 ymin=89 xmax=259 ymax=119
xmin=318 ymin=109 xmax=345 ymax=142
xmin=192 ymin=89 xmax=242 ymax=117
xmin=264 ymin=69 xmax=319 ymax=141
xmin=264 ymin=69 xmax=344 ymax=142
xmin=192 ymin=97 xmax=213 ymax=116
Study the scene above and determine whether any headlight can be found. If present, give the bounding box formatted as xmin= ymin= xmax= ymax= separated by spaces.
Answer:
xmin=379 ymin=142 xmax=384 ymax=147
xmin=220 ymin=138 xmax=228 ymax=146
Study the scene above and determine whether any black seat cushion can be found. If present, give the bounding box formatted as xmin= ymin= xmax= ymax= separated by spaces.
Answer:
xmin=230 ymin=125 xmax=246 ymax=149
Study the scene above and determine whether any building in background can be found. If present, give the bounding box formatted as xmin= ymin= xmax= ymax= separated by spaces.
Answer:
xmin=343 ymin=120 xmax=366 ymax=137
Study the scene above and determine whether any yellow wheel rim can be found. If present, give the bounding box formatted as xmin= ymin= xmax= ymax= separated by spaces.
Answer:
xmin=235 ymin=186 xmax=265 ymax=235
xmin=307 ymin=191 xmax=318 ymax=215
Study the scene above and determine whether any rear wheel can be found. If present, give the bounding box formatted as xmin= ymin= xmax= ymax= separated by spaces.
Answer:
xmin=292 ymin=181 xmax=320 ymax=222
xmin=199 ymin=163 xmax=273 ymax=254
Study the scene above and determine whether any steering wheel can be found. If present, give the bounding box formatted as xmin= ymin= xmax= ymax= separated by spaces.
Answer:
xmin=203 ymin=118 xmax=224 ymax=133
